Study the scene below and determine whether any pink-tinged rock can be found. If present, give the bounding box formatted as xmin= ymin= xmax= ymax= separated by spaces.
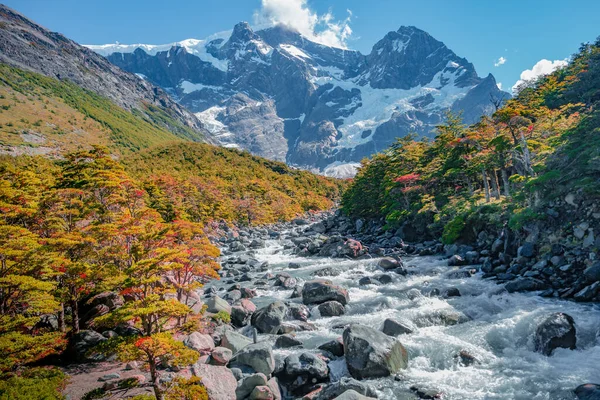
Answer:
xmin=184 ymin=332 xmax=215 ymax=353
xmin=240 ymin=298 xmax=257 ymax=313
xmin=211 ymin=346 xmax=233 ymax=365
xmin=249 ymin=385 xmax=274 ymax=400
xmin=192 ymin=364 xmax=236 ymax=400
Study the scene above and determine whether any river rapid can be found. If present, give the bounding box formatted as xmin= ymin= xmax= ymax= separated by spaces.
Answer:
xmin=209 ymin=229 xmax=600 ymax=400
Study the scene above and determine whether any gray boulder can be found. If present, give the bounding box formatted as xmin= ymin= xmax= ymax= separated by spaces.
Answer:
xmin=278 ymin=352 xmax=329 ymax=394
xmin=316 ymin=377 xmax=378 ymax=400
xmin=251 ymin=301 xmax=288 ymax=334
xmin=318 ymin=300 xmax=346 ymax=317
xmin=221 ymin=330 xmax=252 ymax=354
xmin=575 ymin=384 xmax=600 ymax=400
xmin=229 ymin=342 xmax=275 ymax=376
xmin=534 ymin=312 xmax=576 ymax=356
xmin=382 ymin=318 xmax=414 ymax=336
xmin=302 ymin=279 xmax=349 ymax=305
xmin=343 ymin=324 xmax=408 ymax=379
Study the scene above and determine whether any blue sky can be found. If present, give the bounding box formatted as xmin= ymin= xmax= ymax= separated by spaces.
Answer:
xmin=5 ymin=0 xmax=599 ymax=90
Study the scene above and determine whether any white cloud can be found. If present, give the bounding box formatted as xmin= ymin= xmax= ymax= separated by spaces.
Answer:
xmin=497 ymin=82 xmax=503 ymax=90
xmin=253 ymin=0 xmax=353 ymax=49
xmin=512 ymin=59 xmax=568 ymax=93
xmin=494 ymin=57 xmax=507 ymax=67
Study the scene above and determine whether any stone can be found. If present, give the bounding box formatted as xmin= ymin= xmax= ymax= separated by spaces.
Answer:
xmin=332 ymin=390 xmax=377 ymax=400
xmin=574 ymin=384 xmax=600 ymax=400
xmin=358 ymin=276 xmax=380 ymax=286
xmin=184 ymin=332 xmax=215 ymax=353
xmin=343 ymin=324 xmax=408 ymax=380
xmin=413 ymin=309 xmax=470 ymax=327
xmin=98 ymin=373 xmax=120 ymax=381
xmin=287 ymin=303 xmax=311 ymax=322
xmin=534 ymin=312 xmax=577 ymax=356
xmin=454 ymin=350 xmax=478 ymax=366
xmin=315 ymin=377 xmax=378 ymax=400
xmin=302 ymin=279 xmax=349 ymax=305
xmin=505 ymin=278 xmax=546 ymax=293
xmin=278 ymin=352 xmax=329 ymax=394
xmin=318 ymin=338 xmax=344 ymax=357
xmin=229 ymin=342 xmax=275 ymax=376
xmin=251 ymin=301 xmax=288 ymax=334
xmin=68 ymin=330 xmax=107 ymax=361
xmin=274 ymin=334 xmax=302 ymax=348
xmin=444 ymin=287 xmax=461 ymax=297
xmin=584 ymin=262 xmax=600 ymax=282
xmin=192 ymin=363 xmax=237 ymax=400
xmin=211 ymin=346 xmax=233 ymax=365
xmin=382 ymin=318 xmax=414 ymax=336
xmin=236 ymin=373 xmax=268 ymax=399
xmin=518 ymin=242 xmax=536 ymax=258
xmin=231 ymin=305 xmax=253 ymax=327
xmin=374 ymin=274 xmax=393 ymax=284
xmin=249 ymin=386 xmax=275 ymax=400
xmin=318 ymin=301 xmax=346 ymax=317
xmin=378 ymin=257 xmax=402 ymax=270
xmin=221 ymin=330 xmax=252 ymax=354
xmin=448 ymin=255 xmax=467 ymax=267
xmin=206 ymin=296 xmax=232 ymax=314
xmin=267 ymin=377 xmax=282 ymax=400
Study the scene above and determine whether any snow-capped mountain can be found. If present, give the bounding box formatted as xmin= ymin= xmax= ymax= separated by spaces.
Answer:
xmin=87 ymin=23 xmax=510 ymax=176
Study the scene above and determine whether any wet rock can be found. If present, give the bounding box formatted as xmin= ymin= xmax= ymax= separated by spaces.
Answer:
xmin=314 ymin=267 xmax=341 ymax=277
xmin=443 ymin=287 xmax=461 ymax=298
xmin=231 ymin=305 xmax=253 ymax=328
xmin=505 ymin=277 xmax=546 ymax=293
xmin=192 ymin=363 xmax=237 ymax=400
xmin=454 ymin=350 xmax=478 ymax=366
xmin=252 ymin=301 xmax=288 ymax=334
xmin=184 ymin=332 xmax=215 ymax=353
xmin=343 ymin=324 xmax=408 ymax=379
xmin=358 ymin=276 xmax=380 ymax=286
xmin=274 ymin=334 xmax=303 ymax=349
xmin=448 ymin=255 xmax=467 ymax=267
xmin=378 ymin=257 xmax=402 ymax=270
xmin=318 ymin=338 xmax=345 ymax=357
xmin=236 ymin=373 xmax=268 ymax=399
xmin=445 ymin=268 xmax=475 ymax=279
xmin=413 ymin=309 xmax=470 ymax=327
xmin=287 ymin=303 xmax=311 ymax=322
xmin=99 ymin=373 xmax=120 ymax=381
xmin=229 ymin=342 xmax=276 ymax=376
xmin=534 ymin=312 xmax=576 ymax=356
xmin=250 ymin=239 xmax=266 ymax=249
xmin=318 ymin=301 xmax=346 ymax=317
xmin=302 ymin=280 xmax=349 ymax=306
xmin=382 ymin=318 xmax=414 ymax=336
xmin=241 ymin=287 xmax=257 ymax=299
xmin=278 ymin=352 xmax=329 ymax=394
xmin=574 ymin=282 xmax=600 ymax=302
xmin=410 ymin=386 xmax=443 ymax=399
xmin=221 ymin=330 xmax=252 ymax=353
xmin=374 ymin=274 xmax=393 ymax=284
xmin=290 ymin=286 xmax=303 ymax=299
xmin=267 ymin=377 xmax=282 ymax=400
xmin=574 ymin=383 xmax=600 ymax=400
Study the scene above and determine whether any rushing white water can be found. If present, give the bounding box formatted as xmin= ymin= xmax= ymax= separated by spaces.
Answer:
xmin=217 ymin=237 xmax=600 ymax=400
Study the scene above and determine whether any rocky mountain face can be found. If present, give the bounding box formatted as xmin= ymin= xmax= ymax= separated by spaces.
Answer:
xmin=0 ymin=5 xmax=211 ymax=143
xmin=89 ymin=23 xmax=510 ymax=176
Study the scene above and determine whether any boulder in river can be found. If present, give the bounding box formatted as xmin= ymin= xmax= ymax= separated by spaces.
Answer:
xmin=343 ymin=324 xmax=408 ymax=380
xmin=505 ymin=277 xmax=546 ymax=293
xmin=274 ymin=334 xmax=302 ymax=349
xmin=574 ymin=383 xmax=600 ymax=400
xmin=318 ymin=337 xmax=345 ymax=357
xmin=318 ymin=300 xmax=346 ymax=317
xmin=382 ymin=318 xmax=414 ymax=336
xmin=251 ymin=301 xmax=288 ymax=334
xmin=331 ymin=390 xmax=377 ymax=400
xmin=315 ymin=377 xmax=378 ymax=400
xmin=278 ymin=352 xmax=329 ymax=394
xmin=534 ymin=312 xmax=576 ymax=356
xmin=302 ymin=279 xmax=349 ymax=305
xmin=377 ymin=257 xmax=403 ymax=270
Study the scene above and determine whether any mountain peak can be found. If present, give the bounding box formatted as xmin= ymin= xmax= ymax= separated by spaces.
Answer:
xmin=230 ymin=21 xmax=257 ymax=42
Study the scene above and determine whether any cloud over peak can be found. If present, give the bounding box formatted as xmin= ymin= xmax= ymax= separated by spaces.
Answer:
xmin=512 ymin=59 xmax=568 ymax=93
xmin=253 ymin=0 xmax=353 ymax=49
xmin=494 ymin=56 xmax=507 ymax=67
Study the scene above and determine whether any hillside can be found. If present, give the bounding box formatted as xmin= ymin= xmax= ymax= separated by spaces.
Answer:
xmin=0 ymin=4 xmax=211 ymax=143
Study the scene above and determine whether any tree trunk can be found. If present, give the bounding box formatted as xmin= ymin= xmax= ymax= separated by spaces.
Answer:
xmin=482 ymin=170 xmax=490 ymax=203
xmin=149 ymin=357 xmax=163 ymax=400
xmin=491 ymin=170 xmax=501 ymax=200
xmin=71 ymin=299 xmax=79 ymax=333
xmin=520 ymin=131 xmax=534 ymax=177
xmin=59 ymin=303 xmax=66 ymax=333
xmin=501 ymin=169 xmax=510 ymax=197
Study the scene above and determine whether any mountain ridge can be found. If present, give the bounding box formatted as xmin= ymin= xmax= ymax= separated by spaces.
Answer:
xmin=89 ymin=22 xmax=510 ymax=176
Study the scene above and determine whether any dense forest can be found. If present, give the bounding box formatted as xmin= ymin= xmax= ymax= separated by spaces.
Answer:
xmin=343 ymin=38 xmax=600 ymax=243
